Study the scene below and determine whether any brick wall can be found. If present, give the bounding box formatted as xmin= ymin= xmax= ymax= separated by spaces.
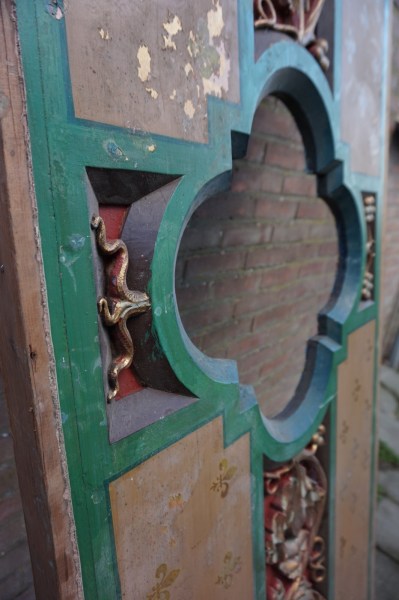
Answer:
xmin=382 ymin=3 xmax=399 ymax=357
xmin=176 ymin=97 xmax=338 ymax=417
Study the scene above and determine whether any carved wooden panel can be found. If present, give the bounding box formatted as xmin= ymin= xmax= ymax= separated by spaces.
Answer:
xmin=334 ymin=321 xmax=375 ymax=600
xmin=65 ymin=0 xmax=240 ymax=143
xmin=109 ymin=417 xmax=253 ymax=599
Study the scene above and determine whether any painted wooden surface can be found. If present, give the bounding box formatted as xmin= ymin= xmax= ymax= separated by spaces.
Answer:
xmin=0 ymin=2 xmax=82 ymax=598
xmin=109 ymin=417 xmax=253 ymax=599
xmin=341 ymin=1 xmax=385 ymax=176
xmin=7 ymin=1 xmax=391 ymax=598
xmin=65 ymin=0 xmax=239 ymax=143
xmin=334 ymin=321 xmax=375 ymax=600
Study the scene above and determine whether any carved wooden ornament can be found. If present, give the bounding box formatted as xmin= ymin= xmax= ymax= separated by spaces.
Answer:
xmin=265 ymin=426 xmax=327 ymax=599
xmin=91 ymin=215 xmax=150 ymax=401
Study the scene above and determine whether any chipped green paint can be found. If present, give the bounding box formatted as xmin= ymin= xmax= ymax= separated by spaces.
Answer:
xmin=15 ymin=1 xmax=390 ymax=598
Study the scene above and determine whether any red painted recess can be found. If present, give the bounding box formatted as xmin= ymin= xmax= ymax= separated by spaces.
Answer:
xmin=99 ymin=204 xmax=144 ymax=400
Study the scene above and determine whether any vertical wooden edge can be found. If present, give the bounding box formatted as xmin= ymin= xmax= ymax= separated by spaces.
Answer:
xmin=0 ymin=2 xmax=83 ymax=598
xmin=373 ymin=4 xmax=393 ymax=598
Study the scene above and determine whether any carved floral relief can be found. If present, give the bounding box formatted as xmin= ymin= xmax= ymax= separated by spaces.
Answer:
xmin=264 ymin=426 xmax=327 ymax=599
xmin=254 ymin=0 xmax=329 ymax=70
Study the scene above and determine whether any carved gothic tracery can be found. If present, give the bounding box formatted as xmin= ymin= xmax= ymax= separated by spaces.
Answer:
xmin=254 ymin=0 xmax=329 ymax=71
xmin=264 ymin=426 xmax=327 ymax=600
xmin=91 ymin=215 xmax=151 ymax=401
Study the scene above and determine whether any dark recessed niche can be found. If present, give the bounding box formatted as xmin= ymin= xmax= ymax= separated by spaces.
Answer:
xmin=86 ymin=167 xmax=197 ymax=443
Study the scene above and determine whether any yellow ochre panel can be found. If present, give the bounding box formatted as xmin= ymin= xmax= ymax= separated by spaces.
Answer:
xmin=109 ymin=417 xmax=253 ymax=599
xmin=335 ymin=321 xmax=375 ymax=600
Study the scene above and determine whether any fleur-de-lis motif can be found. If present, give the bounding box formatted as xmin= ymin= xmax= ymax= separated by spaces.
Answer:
xmin=215 ymin=551 xmax=242 ymax=589
xmin=210 ymin=459 xmax=237 ymax=498
xmin=146 ymin=563 xmax=180 ymax=600
xmin=339 ymin=420 xmax=349 ymax=444
xmin=352 ymin=379 xmax=361 ymax=403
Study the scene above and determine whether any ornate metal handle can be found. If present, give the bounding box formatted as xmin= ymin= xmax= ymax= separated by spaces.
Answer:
xmin=91 ymin=215 xmax=151 ymax=401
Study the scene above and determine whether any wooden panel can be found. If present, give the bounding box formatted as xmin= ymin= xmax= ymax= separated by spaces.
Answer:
xmin=334 ymin=321 xmax=375 ymax=600
xmin=65 ymin=0 xmax=239 ymax=143
xmin=0 ymin=2 xmax=82 ymax=598
xmin=341 ymin=2 xmax=384 ymax=176
xmin=109 ymin=417 xmax=253 ymax=599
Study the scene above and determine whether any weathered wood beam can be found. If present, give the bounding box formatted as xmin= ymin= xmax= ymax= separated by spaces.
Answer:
xmin=0 ymin=2 xmax=82 ymax=598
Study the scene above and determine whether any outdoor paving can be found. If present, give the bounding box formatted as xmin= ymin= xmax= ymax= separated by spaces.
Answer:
xmin=376 ymin=366 xmax=399 ymax=599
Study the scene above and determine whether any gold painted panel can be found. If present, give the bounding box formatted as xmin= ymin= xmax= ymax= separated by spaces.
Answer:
xmin=109 ymin=417 xmax=253 ymax=599
xmin=65 ymin=0 xmax=239 ymax=143
xmin=334 ymin=321 xmax=375 ymax=600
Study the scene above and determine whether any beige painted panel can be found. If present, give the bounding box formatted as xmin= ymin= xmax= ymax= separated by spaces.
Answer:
xmin=341 ymin=2 xmax=384 ymax=176
xmin=65 ymin=0 xmax=239 ymax=143
xmin=335 ymin=321 xmax=375 ymax=600
xmin=109 ymin=417 xmax=253 ymax=599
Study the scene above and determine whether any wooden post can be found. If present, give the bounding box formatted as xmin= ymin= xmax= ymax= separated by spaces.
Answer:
xmin=0 ymin=2 xmax=82 ymax=598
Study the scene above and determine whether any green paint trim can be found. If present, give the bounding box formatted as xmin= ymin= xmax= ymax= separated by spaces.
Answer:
xmin=15 ymin=1 xmax=389 ymax=598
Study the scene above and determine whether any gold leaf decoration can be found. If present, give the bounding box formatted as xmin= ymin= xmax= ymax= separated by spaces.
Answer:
xmin=210 ymin=459 xmax=238 ymax=498
xmin=146 ymin=563 xmax=180 ymax=600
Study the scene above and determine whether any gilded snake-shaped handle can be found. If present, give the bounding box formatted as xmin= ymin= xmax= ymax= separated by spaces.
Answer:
xmin=91 ymin=215 xmax=150 ymax=401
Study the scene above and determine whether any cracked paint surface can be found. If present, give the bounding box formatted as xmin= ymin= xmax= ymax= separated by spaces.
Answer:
xmin=65 ymin=0 xmax=239 ymax=143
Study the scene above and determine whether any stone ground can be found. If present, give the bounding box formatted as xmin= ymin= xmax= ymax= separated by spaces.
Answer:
xmin=376 ymin=366 xmax=399 ymax=599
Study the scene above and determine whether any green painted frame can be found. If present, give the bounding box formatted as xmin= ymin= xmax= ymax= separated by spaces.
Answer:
xmin=15 ymin=1 xmax=390 ymax=598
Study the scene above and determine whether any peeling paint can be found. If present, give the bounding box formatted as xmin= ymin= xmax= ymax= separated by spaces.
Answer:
xmin=184 ymin=63 xmax=194 ymax=77
xmin=137 ymin=45 xmax=151 ymax=82
xmin=184 ymin=100 xmax=195 ymax=119
xmin=147 ymin=144 xmax=156 ymax=152
xmin=98 ymin=27 xmax=111 ymax=41
xmin=207 ymin=0 xmax=224 ymax=41
xmin=163 ymin=15 xmax=182 ymax=50
xmin=47 ymin=2 xmax=63 ymax=20
xmin=202 ymin=40 xmax=230 ymax=98
xmin=104 ymin=140 xmax=129 ymax=161
xmin=169 ymin=89 xmax=177 ymax=100
xmin=146 ymin=87 xmax=159 ymax=100
xmin=187 ymin=30 xmax=200 ymax=59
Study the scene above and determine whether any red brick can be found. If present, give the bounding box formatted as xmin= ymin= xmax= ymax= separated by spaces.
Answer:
xmin=185 ymin=251 xmax=244 ymax=280
xmin=221 ymin=224 xmax=263 ymax=248
xmin=181 ymin=301 xmax=235 ymax=333
xmin=178 ymin=226 xmax=222 ymax=252
xmin=255 ymin=196 xmax=298 ymax=219
xmin=260 ymin=265 xmax=298 ymax=288
xmin=299 ymin=260 xmax=326 ymax=278
xmin=309 ymin=223 xmax=337 ymax=240
xmin=252 ymin=101 xmax=301 ymax=143
xmin=212 ymin=273 xmax=261 ymax=300
xmin=283 ymin=173 xmax=317 ymax=197
xmin=264 ymin=140 xmax=305 ymax=171
xmin=296 ymin=200 xmax=329 ymax=220
xmin=317 ymin=241 xmax=338 ymax=257
xmin=246 ymin=245 xmax=297 ymax=269
xmin=194 ymin=192 xmax=256 ymax=219
xmin=176 ymin=282 xmax=212 ymax=310
xmin=272 ymin=222 xmax=309 ymax=243
xmin=245 ymin=135 xmax=266 ymax=163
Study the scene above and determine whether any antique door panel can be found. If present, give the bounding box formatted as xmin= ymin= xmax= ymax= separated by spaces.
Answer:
xmin=3 ymin=0 xmax=390 ymax=598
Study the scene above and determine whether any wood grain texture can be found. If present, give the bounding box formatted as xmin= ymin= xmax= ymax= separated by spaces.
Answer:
xmin=0 ymin=3 xmax=82 ymax=598
xmin=109 ymin=417 xmax=253 ymax=599
xmin=65 ymin=0 xmax=239 ymax=143
xmin=334 ymin=321 xmax=375 ymax=600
